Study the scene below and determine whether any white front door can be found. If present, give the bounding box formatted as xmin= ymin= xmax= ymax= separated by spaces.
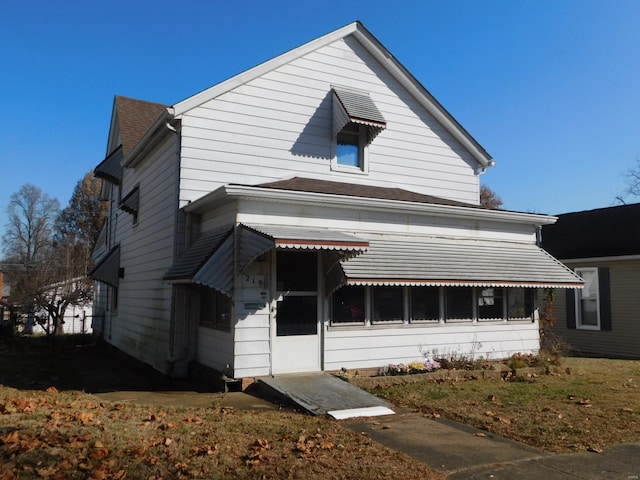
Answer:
xmin=271 ymin=251 xmax=321 ymax=374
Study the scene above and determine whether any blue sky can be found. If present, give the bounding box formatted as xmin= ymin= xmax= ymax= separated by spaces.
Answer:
xmin=2 ymin=0 xmax=639 ymax=239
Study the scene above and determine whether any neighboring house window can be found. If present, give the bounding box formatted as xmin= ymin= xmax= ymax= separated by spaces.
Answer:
xmin=410 ymin=286 xmax=440 ymax=323
xmin=566 ymin=267 xmax=611 ymax=331
xmin=200 ymin=286 xmax=231 ymax=331
xmin=576 ymin=268 xmax=599 ymax=328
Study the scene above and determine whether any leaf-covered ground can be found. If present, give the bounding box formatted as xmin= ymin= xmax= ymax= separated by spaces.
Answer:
xmin=368 ymin=357 xmax=640 ymax=453
xmin=0 ymin=337 xmax=444 ymax=480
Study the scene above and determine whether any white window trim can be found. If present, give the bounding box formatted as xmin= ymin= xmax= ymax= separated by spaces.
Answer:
xmin=575 ymin=267 xmax=601 ymax=330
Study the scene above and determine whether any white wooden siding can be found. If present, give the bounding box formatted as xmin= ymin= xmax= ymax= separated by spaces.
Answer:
xmin=235 ymin=200 xmax=538 ymax=244
xmin=324 ymin=322 xmax=540 ymax=371
xmin=107 ymin=134 xmax=179 ymax=373
xmin=178 ymin=38 xmax=480 ymax=210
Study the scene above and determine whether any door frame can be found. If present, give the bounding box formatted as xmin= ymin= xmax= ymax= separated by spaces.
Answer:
xmin=270 ymin=249 xmax=323 ymax=375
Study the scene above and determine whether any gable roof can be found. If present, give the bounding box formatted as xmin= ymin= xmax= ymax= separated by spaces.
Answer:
xmin=542 ymin=203 xmax=640 ymax=259
xmin=170 ymin=21 xmax=493 ymax=168
xmin=256 ymin=177 xmax=480 ymax=209
xmin=113 ymin=96 xmax=168 ymax=156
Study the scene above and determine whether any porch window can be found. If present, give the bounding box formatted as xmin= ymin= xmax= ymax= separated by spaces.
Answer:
xmin=507 ymin=288 xmax=533 ymax=320
xmin=410 ymin=286 xmax=440 ymax=323
xmin=331 ymin=285 xmax=365 ymax=325
xmin=372 ymin=286 xmax=403 ymax=323
xmin=478 ymin=288 xmax=504 ymax=321
xmin=200 ymin=286 xmax=231 ymax=331
xmin=445 ymin=287 xmax=473 ymax=321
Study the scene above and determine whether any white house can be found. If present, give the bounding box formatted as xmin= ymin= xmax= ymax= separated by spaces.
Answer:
xmin=90 ymin=22 xmax=581 ymax=383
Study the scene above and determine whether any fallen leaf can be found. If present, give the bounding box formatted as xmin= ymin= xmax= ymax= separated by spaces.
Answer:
xmin=89 ymin=447 xmax=109 ymax=460
xmin=45 ymin=386 xmax=59 ymax=394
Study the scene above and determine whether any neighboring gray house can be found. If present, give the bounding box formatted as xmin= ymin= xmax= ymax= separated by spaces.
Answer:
xmin=90 ymin=22 xmax=581 ymax=383
xmin=542 ymin=203 xmax=640 ymax=358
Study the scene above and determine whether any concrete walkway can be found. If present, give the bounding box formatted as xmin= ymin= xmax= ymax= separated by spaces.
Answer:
xmin=343 ymin=409 xmax=640 ymax=479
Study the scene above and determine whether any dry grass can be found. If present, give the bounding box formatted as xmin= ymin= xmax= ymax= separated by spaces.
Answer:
xmin=0 ymin=337 xmax=444 ymax=479
xmin=368 ymin=357 xmax=640 ymax=453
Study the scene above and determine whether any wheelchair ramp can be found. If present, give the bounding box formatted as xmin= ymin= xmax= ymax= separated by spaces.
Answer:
xmin=258 ymin=374 xmax=395 ymax=419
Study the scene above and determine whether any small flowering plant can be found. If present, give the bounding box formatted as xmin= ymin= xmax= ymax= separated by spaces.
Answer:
xmin=386 ymin=359 xmax=441 ymax=376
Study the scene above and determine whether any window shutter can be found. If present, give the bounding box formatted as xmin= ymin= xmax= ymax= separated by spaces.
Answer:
xmin=598 ymin=267 xmax=612 ymax=331
xmin=566 ymin=289 xmax=576 ymax=329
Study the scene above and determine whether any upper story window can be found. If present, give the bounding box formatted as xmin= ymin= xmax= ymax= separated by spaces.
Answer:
xmin=336 ymin=123 xmax=362 ymax=167
xmin=331 ymin=87 xmax=386 ymax=174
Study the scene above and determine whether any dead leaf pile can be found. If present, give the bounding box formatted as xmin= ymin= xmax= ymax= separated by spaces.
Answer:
xmin=294 ymin=432 xmax=336 ymax=458
xmin=245 ymin=438 xmax=270 ymax=466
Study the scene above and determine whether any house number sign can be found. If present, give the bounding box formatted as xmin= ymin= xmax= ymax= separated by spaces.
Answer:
xmin=242 ymin=275 xmax=267 ymax=288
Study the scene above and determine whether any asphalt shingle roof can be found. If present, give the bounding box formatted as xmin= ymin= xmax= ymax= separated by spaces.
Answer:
xmin=114 ymin=96 xmax=168 ymax=155
xmin=542 ymin=203 xmax=640 ymax=259
xmin=254 ymin=177 xmax=481 ymax=208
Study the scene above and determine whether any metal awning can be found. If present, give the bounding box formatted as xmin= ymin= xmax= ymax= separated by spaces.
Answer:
xmin=119 ymin=186 xmax=139 ymax=215
xmin=88 ymin=245 xmax=121 ymax=287
xmin=94 ymin=145 xmax=124 ymax=185
xmin=239 ymin=224 xmax=369 ymax=272
xmin=164 ymin=228 xmax=234 ymax=296
xmin=334 ymin=236 xmax=584 ymax=290
xmin=332 ymin=87 xmax=386 ymax=143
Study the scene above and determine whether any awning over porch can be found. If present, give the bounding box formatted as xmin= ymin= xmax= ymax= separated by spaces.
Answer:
xmin=330 ymin=236 xmax=583 ymax=291
xmin=238 ymin=223 xmax=369 ymax=272
xmin=88 ymin=245 xmax=121 ymax=287
xmin=163 ymin=228 xmax=234 ymax=296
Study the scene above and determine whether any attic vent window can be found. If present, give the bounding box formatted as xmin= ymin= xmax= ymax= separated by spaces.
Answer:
xmin=332 ymin=87 xmax=386 ymax=173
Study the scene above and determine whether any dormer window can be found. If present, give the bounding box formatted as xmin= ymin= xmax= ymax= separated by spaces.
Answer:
xmin=332 ymin=87 xmax=386 ymax=173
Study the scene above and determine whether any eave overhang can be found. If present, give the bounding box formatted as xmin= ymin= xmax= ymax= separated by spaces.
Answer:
xmin=184 ymin=184 xmax=559 ymax=227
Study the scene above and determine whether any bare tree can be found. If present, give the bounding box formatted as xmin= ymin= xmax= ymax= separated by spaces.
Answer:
xmin=616 ymin=156 xmax=640 ymax=204
xmin=41 ymin=172 xmax=106 ymax=334
xmin=2 ymin=184 xmax=60 ymax=310
xmin=480 ymin=185 xmax=503 ymax=209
